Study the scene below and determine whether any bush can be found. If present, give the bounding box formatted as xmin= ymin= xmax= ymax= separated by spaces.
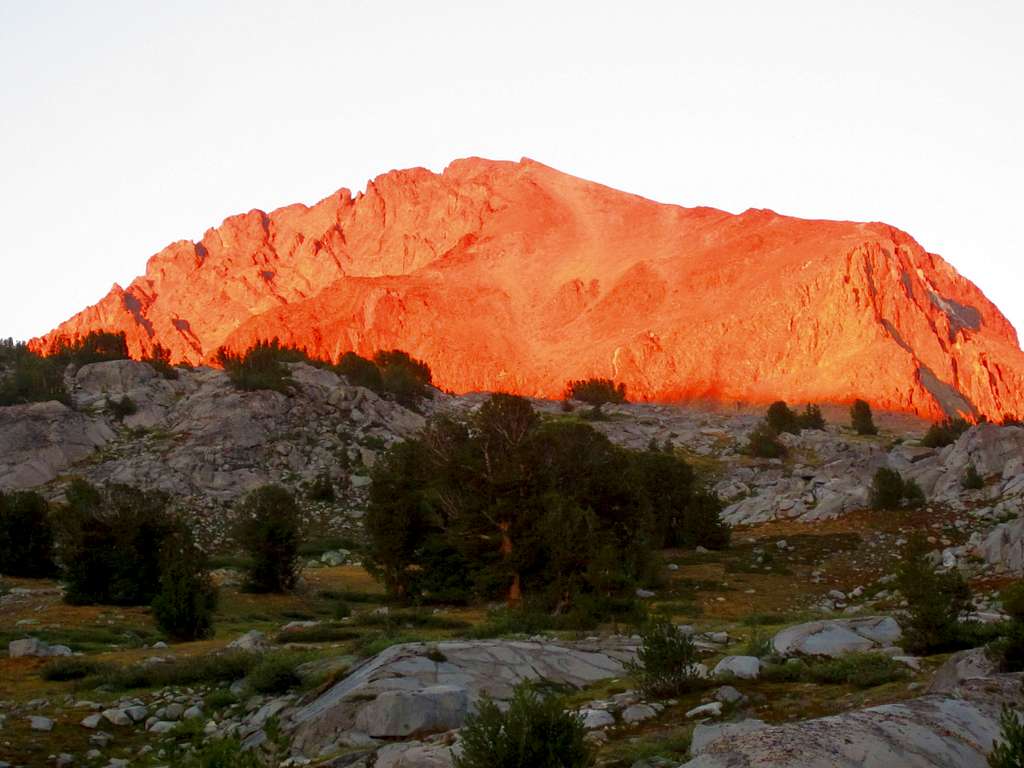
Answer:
xmin=746 ymin=421 xmax=786 ymax=458
xmin=306 ymin=472 xmax=335 ymax=502
xmin=1003 ymin=582 xmax=1024 ymax=622
xmin=921 ymin=417 xmax=970 ymax=448
xmin=454 ymin=683 xmax=592 ymax=768
xmin=896 ymin=534 xmax=972 ymax=654
xmin=152 ymin=525 xmax=218 ymax=641
xmin=989 ymin=706 xmax=1024 ymax=768
xmin=57 ymin=480 xmax=176 ymax=605
xmin=235 ymin=485 xmax=302 ymax=592
xmin=106 ymin=394 xmax=137 ymax=420
xmin=95 ymin=651 xmax=258 ymax=690
xmin=336 ymin=351 xmax=383 ymax=391
xmin=874 ymin=469 xmax=904 ymax=508
xmin=850 ymin=399 xmax=878 ymax=435
xmin=0 ymin=339 xmax=69 ymax=406
xmin=766 ymin=401 xmax=800 ymax=435
xmin=142 ymin=343 xmax=179 ymax=380
xmin=797 ymin=404 xmax=826 ymax=430
xmin=46 ymin=330 xmax=129 ymax=367
xmin=805 ymin=652 xmax=907 ymax=688
xmin=176 ymin=736 xmax=260 ymax=768
xmin=40 ymin=657 xmax=107 ymax=681
xmin=628 ymin=617 xmax=703 ymax=697
xmin=962 ymin=463 xmax=985 ymax=490
xmin=0 ymin=490 xmax=57 ymax=577
xmin=564 ymin=378 xmax=627 ymax=408
xmin=869 ymin=467 xmax=925 ymax=510
xmin=373 ymin=349 xmax=433 ymax=405
xmin=247 ymin=654 xmax=303 ymax=694
xmin=216 ymin=338 xmax=310 ymax=393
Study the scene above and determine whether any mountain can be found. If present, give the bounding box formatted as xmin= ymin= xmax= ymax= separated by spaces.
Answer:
xmin=35 ymin=157 xmax=1024 ymax=419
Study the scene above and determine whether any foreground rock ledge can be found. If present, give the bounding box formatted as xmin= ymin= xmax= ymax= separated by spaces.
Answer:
xmin=288 ymin=638 xmax=637 ymax=755
xmin=682 ymin=674 xmax=1023 ymax=768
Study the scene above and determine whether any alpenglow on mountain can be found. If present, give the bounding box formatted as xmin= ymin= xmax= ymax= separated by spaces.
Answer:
xmin=36 ymin=157 xmax=1024 ymax=420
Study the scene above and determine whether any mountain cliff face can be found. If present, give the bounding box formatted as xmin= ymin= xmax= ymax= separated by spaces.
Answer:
xmin=35 ymin=157 xmax=1024 ymax=419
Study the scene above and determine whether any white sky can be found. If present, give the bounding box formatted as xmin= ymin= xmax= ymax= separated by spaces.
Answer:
xmin=1 ymin=1 xmax=1021 ymax=343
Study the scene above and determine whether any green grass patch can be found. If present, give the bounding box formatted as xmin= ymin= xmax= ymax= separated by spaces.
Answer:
xmin=275 ymin=624 xmax=362 ymax=644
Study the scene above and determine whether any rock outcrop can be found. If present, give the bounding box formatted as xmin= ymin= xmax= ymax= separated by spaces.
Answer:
xmin=34 ymin=157 xmax=1024 ymax=421
xmin=288 ymin=638 xmax=637 ymax=756
xmin=682 ymin=674 xmax=1023 ymax=768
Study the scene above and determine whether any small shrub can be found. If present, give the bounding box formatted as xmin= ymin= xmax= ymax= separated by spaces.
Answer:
xmin=0 ymin=490 xmax=57 ymax=577
xmin=746 ymin=421 xmax=786 ymax=458
xmin=95 ymin=651 xmax=259 ymax=690
xmin=743 ymin=627 xmax=773 ymax=658
xmin=47 ymin=330 xmax=129 ymax=367
xmin=142 ymin=343 xmax=179 ymax=380
xmin=176 ymin=736 xmax=260 ymax=768
xmin=806 ymin=652 xmax=907 ymax=688
xmin=0 ymin=341 xmax=69 ymax=406
xmin=373 ymin=349 xmax=433 ymax=405
xmin=306 ymin=472 xmax=335 ymax=502
xmin=336 ymin=351 xmax=383 ymax=391
xmin=850 ymin=399 xmax=878 ymax=435
xmin=896 ymin=534 xmax=972 ymax=654
xmin=40 ymin=657 xmax=107 ymax=681
xmin=797 ymin=403 xmax=826 ymax=430
xmin=988 ymin=705 xmax=1024 ymax=768
xmin=235 ymin=485 xmax=301 ymax=593
xmin=454 ymin=683 xmax=592 ymax=768
xmin=869 ymin=467 xmax=924 ymax=509
xmin=204 ymin=689 xmax=238 ymax=711
xmin=628 ymin=617 xmax=703 ymax=698
xmin=872 ymin=468 xmax=903 ymax=507
xmin=106 ymin=394 xmax=137 ymax=420
xmin=564 ymin=377 xmax=627 ymax=407
xmin=216 ymin=338 xmax=309 ymax=394
xmin=1003 ymin=583 xmax=1024 ymax=622
xmin=962 ymin=463 xmax=985 ymax=490
xmin=247 ymin=654 xmax=302 ymax=694
xmin=151 ymin=525 xmax=218 ymax=641
xmin=921 ymin=417 xmax=970 ymax=448
xmin=766 ymin=401 xmax=800 ymax=435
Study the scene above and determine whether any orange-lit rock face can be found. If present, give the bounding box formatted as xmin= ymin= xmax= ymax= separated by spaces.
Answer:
xmin=36 ymin=157 xmax=1024 ymax=420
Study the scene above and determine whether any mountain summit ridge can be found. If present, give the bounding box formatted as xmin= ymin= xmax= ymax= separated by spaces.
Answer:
xmin=35 ymin=157 xmax=1024 ymax=420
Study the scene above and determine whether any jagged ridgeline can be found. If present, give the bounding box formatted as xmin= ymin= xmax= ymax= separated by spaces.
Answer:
xmin=32 ymin=157 xmax=1024 ymax=421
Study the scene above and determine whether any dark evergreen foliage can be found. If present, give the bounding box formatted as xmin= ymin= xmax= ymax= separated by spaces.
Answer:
xmin=0 ymin=490 xmax=57 ymax=577
xmin=57 ymin=479 xmax=176 ymax=605
xmin=336 ymin=351 xmax=384 ymax=390
xmin=142 ymin=343 xmax=179 ymax=380
xmin=869 ymin=467 xmax=926 ymax=509
xmin=235 ymin=485 xmax=302 ymax=593
xmin=364 ymin=394 xmax=727 ymax=610
xmin=373 ymin=349 xmax=433 ymax=405
xmin=564 ymin=378 xmax=627 ymax=407
xmin=850 ymin=399 xmax=878 ymax=435
xmin=47 ymin=330 xmax=130 ymax=366
xmin=628 ymin=616 xmax=703 ymax=697
xmin=151 ymin=524 xmax=218 ymax=641
xmin=766 ymin=401 xmax=800 ymax=435
xmin=215 ymin=338 xmax=309 ymax=393
xmin=896 ymin=534 xmax=972 ymax=654
xmin=454 ymin=683 xmax=592 ymax=768
xmin=0 ymin=338 xmax=69 ymax=406
xmin=962 ymin=463 xmax=985 ymax=490
xmin=797 ymin=403 xmax=826 ymax=430
xmin=746 ymin=421 xmax=787 ymax=458
xmin=921 ymin=417 xmax=971 ymax=448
